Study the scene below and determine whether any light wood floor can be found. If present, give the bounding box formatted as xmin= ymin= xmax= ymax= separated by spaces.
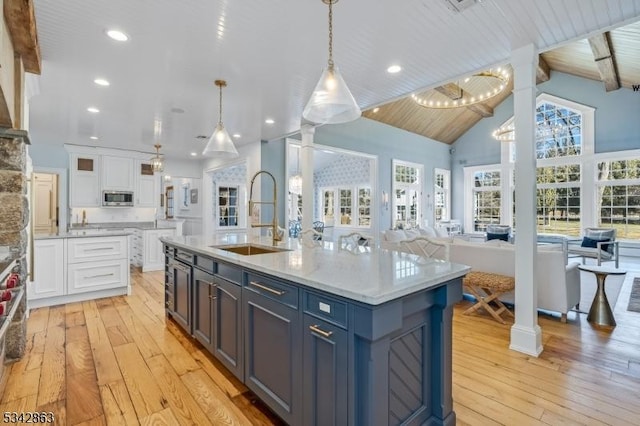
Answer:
xmin=1 ymin=264 xmax=639 ymax=425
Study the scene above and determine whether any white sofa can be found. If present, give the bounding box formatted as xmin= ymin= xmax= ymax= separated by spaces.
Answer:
xmin=382 ymin=234 xmax=581 ymax=321
xmin=380 ymin=227 xmax=452 ymax=252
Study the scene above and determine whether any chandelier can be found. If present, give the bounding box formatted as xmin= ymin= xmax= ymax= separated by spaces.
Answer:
xmin=492 ymin=121 xmax=567 ymax=142
xmin=289 ymin=146 xmax=302 ymax=195
xmin=150 ymin=144 xmax=164 ymax=173
xmin=411 ymin=68 xmax=510 ymax=109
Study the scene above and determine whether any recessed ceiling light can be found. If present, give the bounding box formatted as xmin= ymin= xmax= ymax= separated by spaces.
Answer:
xmin=87 ymin=107 xmax=100 ymax=113
xmin=106 ymin=29 xmax=129 ymax=41
xmin=265 ymin=118 xmax=275 ymax=124
xmin=372 ymin=107 xmax=380 ymax=113
xmin=94 ymin=78 xmax=110 ymax=86
xmin=387 ymin=65 xmax=402 ymax=74
xmin=232 ymin=133 xmax=241 ymax=139
xmin=190 ymin=152 xmax=198 ymax=156
xmin=90 ymin=136 xmax=98 ymax=140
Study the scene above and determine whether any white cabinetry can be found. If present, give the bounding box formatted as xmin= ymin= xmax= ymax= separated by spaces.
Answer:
xmin=102 ymin=156 xmax=134 ymax=192
xmin=135 ymin=160 xmax=157 ymax=207
xmin=143 ymin=229 xmax=174 ymax=271
xmin=70 ymin=154 xmax=101 ymax=207
xmin=31 ymin=239 xmax=65 ymax=300
xmin=29 ymin=235 xmax=130 ymax=309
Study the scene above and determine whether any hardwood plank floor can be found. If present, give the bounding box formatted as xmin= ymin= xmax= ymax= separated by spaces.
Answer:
xmin=1 ymin=263 xmax=639 ymax=425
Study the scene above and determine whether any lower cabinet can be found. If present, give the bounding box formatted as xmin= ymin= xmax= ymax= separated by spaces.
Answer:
xmin=212 ymin=274 xmax=243 ymax=379
xmin=192 ymin=267 xmax=215 ymax=351
xmin=302 ymin=314 xmax=348 ymax=426
xmin=243 ymin=275 xmax=302 ymax=425
xmin=31 ymin=239 xmax=65 ymax=300
xmin=168 ymin=258 xmax=191 ymax=334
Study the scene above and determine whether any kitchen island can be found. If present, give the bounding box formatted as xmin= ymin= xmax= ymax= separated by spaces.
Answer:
xmin=162 ymin=234 xmax=469 ymax=426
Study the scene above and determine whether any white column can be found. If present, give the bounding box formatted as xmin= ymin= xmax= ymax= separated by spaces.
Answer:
xmin=510 ymin=43 xmax=543 ymax=357
xmin=300 ymin=124 xmax=315 ymax=232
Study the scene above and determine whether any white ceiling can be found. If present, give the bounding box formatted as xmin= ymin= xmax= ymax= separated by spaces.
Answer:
xmin=28 ymin=0 xmax=640 ymax=160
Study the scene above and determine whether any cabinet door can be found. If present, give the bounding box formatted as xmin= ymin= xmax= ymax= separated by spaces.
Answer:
xmin=143 ymin=229 xmax=174 ymax=272
xmin=171 ymin=260 xmax=192 ymax=334
xmin=70 ymin=154 xmax=101 ymax=207
xmin=193 ymin=268 xmax=214 ymax=351
xmin=136 ymin=161 xmax=157 ymax=207
xmin=213 ymin=276 xmax=243 ymax=380
xmin=303 ymin=315 xmax=348 ymax=426
xmin=102 ymin=156 xmax=134 ymax=191
xmin=30 ymin=239 xmax=65 ymax=300
xmin=243 ymin=287 xmax=301 ymax=425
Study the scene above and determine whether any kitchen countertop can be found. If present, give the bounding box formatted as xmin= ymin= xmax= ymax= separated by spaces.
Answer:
xmin=35 ymin=221 xmax=178 ymax=240
xmin=161 ymin=233 xmax=470 ymax=306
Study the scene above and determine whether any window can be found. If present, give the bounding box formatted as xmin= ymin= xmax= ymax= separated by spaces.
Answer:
xmin=392 ymin=160 xmax=423 ymax=228
xmin=320 ymin=186 xmax=371 ymax=228
xmin=434 ymin=169 xmax=450 ymax=222
xmin=472 ymin=170 xmax=501 ymax=232
xmin=464 ymin=94 xmax=594 ymax=235
xmin=596 ymin=158 xmax=640 ymax=239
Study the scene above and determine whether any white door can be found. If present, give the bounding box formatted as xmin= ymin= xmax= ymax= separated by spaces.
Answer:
xmin=33 ymin=173 xmax=58 ymax=235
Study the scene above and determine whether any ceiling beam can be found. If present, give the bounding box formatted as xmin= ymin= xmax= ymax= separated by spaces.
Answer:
xmin=3 ymin=0 xmax=41 ymax=74
xmin=588 ymin=32 xmax=619 ymax=92
xmin=434 ymin=83 xmax=493 ymax=118
xmin=536 ymin=55 xmax=551 ymax=83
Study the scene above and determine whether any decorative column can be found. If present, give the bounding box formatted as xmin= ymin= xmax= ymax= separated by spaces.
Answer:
xmin=300 ymin=124 xmax=315 ymax=232
xmin=0 ymin=129 xmax=30 ymax=363
xmin=510 ymin=44 xmax=543 ymax=356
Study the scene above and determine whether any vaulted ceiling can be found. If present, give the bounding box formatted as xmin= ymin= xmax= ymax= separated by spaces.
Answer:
xmin=28 ymin=1 xmax=640 ymax=159
xmin=363 ymin=20 xmax=640 ymax=144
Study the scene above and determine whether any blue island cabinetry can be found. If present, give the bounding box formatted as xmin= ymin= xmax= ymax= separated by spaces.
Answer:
xmin=163 ymin=242 xmax=462 ymax=426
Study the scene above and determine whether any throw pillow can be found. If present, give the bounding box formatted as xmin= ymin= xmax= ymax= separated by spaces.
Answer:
xmin=418 ymin=226 xmax=437 ymax=238
xmin=385 ymin=229 xmax=406 ymax=243
xmin=581 ymin=236 xmax=611 ymax=252
xmin=487 ymin=232 xmax=509 ymax=241
xmin=405 ymin=229 xmax=420 ymax=239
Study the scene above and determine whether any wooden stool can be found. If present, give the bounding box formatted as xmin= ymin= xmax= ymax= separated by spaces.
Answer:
xmin=463 ymin=271 xmax=515 ymax=324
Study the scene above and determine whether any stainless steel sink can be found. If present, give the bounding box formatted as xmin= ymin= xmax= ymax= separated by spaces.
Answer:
xmin=211 ymin=243 xmax=291 ymax=256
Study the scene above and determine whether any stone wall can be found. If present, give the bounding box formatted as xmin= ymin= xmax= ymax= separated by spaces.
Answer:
xmin=0 ymin=129 xmax=29 ymax=362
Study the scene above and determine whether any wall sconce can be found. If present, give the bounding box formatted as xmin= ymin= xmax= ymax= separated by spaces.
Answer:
xmin=382 ymin=191 xmax=389 ymax=210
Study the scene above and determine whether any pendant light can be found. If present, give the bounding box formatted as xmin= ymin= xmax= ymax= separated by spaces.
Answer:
xmin=150 ymin=144 xmax=164 ymax=173
xmin=202 ymin=79 xmax=239 ymax=158
xmin=289 ymin=147 xmax=302 ymax=195
xmin=303 ymin=0 xmax=361 ymax=124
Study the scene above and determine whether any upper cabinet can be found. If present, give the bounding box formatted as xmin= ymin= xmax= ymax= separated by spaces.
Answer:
xmin=70 ymin=153 xmax=101 ymax=207
xmin=102 ymin=156 xmax=135 ymax=192
xmin=135 ymin=160 xmax=158 ymax=207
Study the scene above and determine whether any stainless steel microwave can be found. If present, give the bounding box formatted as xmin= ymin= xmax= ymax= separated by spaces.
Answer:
xmin=103 ymin=191 xmax=134 ymax=206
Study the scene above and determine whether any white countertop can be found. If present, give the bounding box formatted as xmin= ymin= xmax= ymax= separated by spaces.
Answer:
xmin=35 ymin=230 xmax=133 ymax=240
xmin=161 ymin=234 xmax=470 ymax=306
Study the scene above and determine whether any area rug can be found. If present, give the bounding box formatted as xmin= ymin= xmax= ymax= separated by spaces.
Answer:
xmin=627 ymin=277 xmax=640 ymax=312
xmin=575 ymin=270 xmax=625 ymax=314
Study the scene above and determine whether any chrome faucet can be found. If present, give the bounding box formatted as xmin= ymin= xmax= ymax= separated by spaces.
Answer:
xmin=248 ymin=170 xmax=281 ymax=246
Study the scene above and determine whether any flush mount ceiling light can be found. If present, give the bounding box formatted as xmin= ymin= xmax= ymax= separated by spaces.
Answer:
xmin=94 ymin=78 xmax=110 ymax=86
xmin=202 ymin=79 xmax=239 ymax=158
xmin=411 ymin=68 xmax=510 ymax=109
xmin=150 ymin=144 xmax=164 ymax=173
xmin=387 ymin=65 xmax=402 ymax=74
xmin=303 ymin=0 xmax=361 ymax=124
xmin=106 ymin=29 xmax=129 ymax=41
xmin=87 ymin=107 xmax=100 ymax=113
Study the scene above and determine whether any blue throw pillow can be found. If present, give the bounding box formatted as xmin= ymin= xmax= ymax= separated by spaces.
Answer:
xmin=487 ymin=232 xmax=509 ymax=241
xmin=581 ymin=236 xmax=610 ymax=252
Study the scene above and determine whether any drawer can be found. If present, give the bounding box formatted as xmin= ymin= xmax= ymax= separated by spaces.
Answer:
xmin=194 ymin=255 xmax=214 ymax=272
xmin=245 ymin=272 xmax=298 ymax=309
xmin=164 ymin=245 xmax=174 ymax=257
xmin=175 ymin=249 xmax=193 ymax=264
xmin=217 ymin=262 xmax=242 ymax=284
xmin=303 ymin=291 xmax=348 ymax=329
xmin=67 ymin=236 xmax=128 ymax=263
xmin=67 ymin=259 xmax=128 ymax=294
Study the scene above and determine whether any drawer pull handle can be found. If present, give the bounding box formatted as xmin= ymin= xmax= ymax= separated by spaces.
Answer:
xmin=86 ymin=273 xmax=114 ymax=279
xmin=309 ymin=324 xmax=333 ymax=338
xmin=249 ymin=281 xmax=286 ymax=296
xmin=85 ymin=247 xmax=113 ymax=251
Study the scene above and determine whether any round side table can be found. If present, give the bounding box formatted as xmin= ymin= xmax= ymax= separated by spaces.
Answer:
xmin=578 ymin=264 xmax=626 ymax=327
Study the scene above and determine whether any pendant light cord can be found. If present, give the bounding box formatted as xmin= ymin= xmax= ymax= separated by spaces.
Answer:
xmin=328 ymin=0 xmax=334 ymax=68
xmin=218 ymin=83 xmax=223 ymax=125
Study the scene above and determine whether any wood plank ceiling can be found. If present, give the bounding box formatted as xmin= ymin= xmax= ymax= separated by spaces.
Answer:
xmin=364 ymin=21 xmax=640 ymax=145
